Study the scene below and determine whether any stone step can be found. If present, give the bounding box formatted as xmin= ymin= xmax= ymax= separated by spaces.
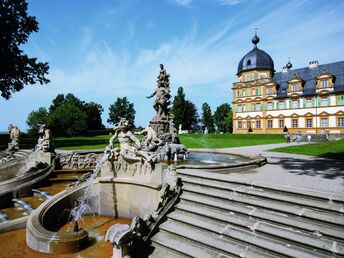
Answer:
xmin=150 ymin=243 xmax=188 ymax=258
xmin=151 ymin=231 xmax=233 ymax=258
xmin=177 ymin=169 xmax=344 ymax=203
xmin=167 ymin=210 xmax=333 ymax=258
xmin=181 ymin=192 xmax=344 ymax=240
xmin=176 ymin=200 xmax=344 ymax=255
xmin=159 ymin=220 xmax=281 ymax=258
xmin=182 ymin=183 xmax=344 ymax=227
xmin=180 ymin=174 xmax=344 ymax=213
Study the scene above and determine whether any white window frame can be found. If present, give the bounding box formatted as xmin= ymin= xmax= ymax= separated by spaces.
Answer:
xmin=338 ymin=117 xmax=344 ymax=127
xmin=321 ymin=118 xmax=328 ymax=128
xmin=306 ymin=118 xmax=312 ymax=128
xmin=292 ymin=119 xmax=298 ymax=128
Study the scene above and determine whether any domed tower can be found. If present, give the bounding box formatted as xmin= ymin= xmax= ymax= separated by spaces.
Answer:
xmin=232 ymin=31 xmax=275 ymax=134
xmin=237 ymin=31 xmax=275 ymax=80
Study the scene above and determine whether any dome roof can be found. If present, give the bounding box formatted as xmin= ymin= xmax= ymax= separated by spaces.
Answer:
xmin=237 ymin=33 xmax=274 ymax=75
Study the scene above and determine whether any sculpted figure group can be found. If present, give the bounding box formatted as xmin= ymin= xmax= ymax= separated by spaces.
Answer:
xmin=147 ymin=64 xmax=171 ymax=120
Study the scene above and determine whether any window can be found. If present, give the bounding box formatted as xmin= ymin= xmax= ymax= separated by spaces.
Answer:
xmin=279 ymin=101 xmax=285 ymax=109
xmin=246 ymin=104 xmax=251 ymax=111
xmin=259 ymin=73 xmax=267 ymax=79
xmin=306 ymin=99 xmax=313 ymax=108
xmin=338 ymin=118 xmax=344 ymax=127
xmin=267 ymin=102 xmax=273 ymax=110
xmin=292 ymin=84 xmax=298 ymax=91
xmin=245 ymin=73 xmax=254 ymax=81
xmin=322 ymin=80 xmax=328 ymax=88
xmin=247 ymin=121 xmax=251 ymax=129
xmin=337 ymin=96 xmax=344 ymax=105
xmin=246 ymin=90 xmax=251 ymax=96
xmin=256 ymin=120 xmax=261 ymax=128
xmin=237 ymin=90 xmax=242 ymax=97
xmin=292 ymin=100 xmax=298 ymax=109
xmin=321 ymin=118 xmax=327 ymax=128
xmin=267 ymin=120 xmax=273 ymax=128
xmin=306 ymin=118 xmax=312 ymax=128
xmin=247 ymin=60 xmax=251 ymax=66
xmin=267 ymin=87 xmax=273 ymax=94
xmin=255 ymin=88 xmax=260 ymax=95
xmin=237 ymin=105 xmax=242 ymax=112
xmin=279 ymin=120 xmax=284 ymax=128
xmin=292 ymin=119 xmax=298 ymax=128
xmin=321 ymin=98 xmax=328 ymax=107
xmin=238 ymin=121 xmax=242 ymax=129
xmin=255 ymin=103 xmax=261 ymax=111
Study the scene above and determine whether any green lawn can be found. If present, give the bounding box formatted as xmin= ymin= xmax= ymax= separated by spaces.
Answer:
xmin=54 ymin=133 xmax=286 ymax=150
xmin=268 ymin=139 xmax=344 ymax=159
xmin=179 ymin=133 xmax=285 ymax=148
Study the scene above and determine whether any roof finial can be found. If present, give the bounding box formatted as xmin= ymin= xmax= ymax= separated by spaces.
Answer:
xmin=252 ymin=27 xmax=260 ymax=47
xmin=286 ymin=56 xmax=292 ymax=69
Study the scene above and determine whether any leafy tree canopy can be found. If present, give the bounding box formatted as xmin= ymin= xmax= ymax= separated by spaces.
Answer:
xmin=108 ymin=97 xmax=135 ymax=129
xmin=184 ymin=100 xmax=199 ymax=131
xmin=26 ymin=107 xmax=49 ymax=136
xmin=201 ymin=102 xmax=215 ymax=133
xmin=214 ymin=103 xmax=232 ymax=133
xmin=171 ymin=87 xmax=186 ymax=129
xmin=26 ymin=93 xmax=104 ymax=136
xmin=0 ymin=0 xmax=49 ymax=99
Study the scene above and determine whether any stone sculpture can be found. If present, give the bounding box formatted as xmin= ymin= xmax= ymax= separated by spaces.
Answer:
xmin=37 ymin=124 xmax=53 ymax=152
xmin=6 ymin=124 xmax=20 ymax=154
xmin=108 ymin=118 xmax=155 ymax=164
xmin=147 ymin=64 xmax=171 ymax=121
xmin=136 ymin=125 xmax=163 ymax=151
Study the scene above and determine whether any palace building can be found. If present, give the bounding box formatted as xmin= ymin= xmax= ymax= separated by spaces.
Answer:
xmin=232 ymin=33 xmax=344 ymax=134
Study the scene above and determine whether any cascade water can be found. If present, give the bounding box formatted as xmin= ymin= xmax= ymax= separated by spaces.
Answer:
xmin=69 ymin=153 xmax=110 ymax=230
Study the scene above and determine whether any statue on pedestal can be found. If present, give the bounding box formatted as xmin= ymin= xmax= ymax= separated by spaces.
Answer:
xmin=6 ymin=124 xmax=20 ymax=154
xmin=147 ymin=64 xmax=171 ymax=120
xmin=37 ymin=124 xmax=53 ymax=152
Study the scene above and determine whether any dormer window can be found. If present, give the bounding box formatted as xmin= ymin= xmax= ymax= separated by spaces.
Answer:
xmin=292 ymin=84 xmax=298 ymax=91
xmin=322 ymin=80 xmax=328 ymax=88
xmin=247 ymin=59 xmax=251 ymax=66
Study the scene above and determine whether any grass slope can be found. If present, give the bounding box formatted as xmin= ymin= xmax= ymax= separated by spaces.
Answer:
xmin=269 ymin=139 xmax=344 ymax=159
xmin=178 ymin=134 xmax=285 ymax=148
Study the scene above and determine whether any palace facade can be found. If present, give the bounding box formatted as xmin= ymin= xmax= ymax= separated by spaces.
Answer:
xmin=232 ymin=33 xmax=344 ymax=134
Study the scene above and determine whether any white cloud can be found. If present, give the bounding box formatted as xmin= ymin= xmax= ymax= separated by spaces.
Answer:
xmin=218 ymin=0 xmax=246 ymax=6
xmin=168 ymin=0 xmax=192 ymax=7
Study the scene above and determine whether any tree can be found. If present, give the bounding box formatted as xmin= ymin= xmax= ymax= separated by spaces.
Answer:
xmin=171 ymin=87 xmax=186 ymax=129
xmin=84 ymin=102 xmax=104 ymax=130
xmin=214 ymin=103 xmax=232 ymax=133
xmin=26 ymin=107 xmax=49 ymax=136
xmin=108 ymin=97 xmax=135 ymax=128
xmin=184 ymin=100 xmax=199 ymax=131
xmin=0 ymin=0 xmax=49 ymax=99
xmin=48 ymin=103 xmax=87 ymax=136
xmin=201 ymin=102 xmax=215 ymax=133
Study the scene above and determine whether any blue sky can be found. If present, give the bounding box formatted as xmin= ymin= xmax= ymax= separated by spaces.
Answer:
xmin=1 ymin=0 xmax=344 ymax=131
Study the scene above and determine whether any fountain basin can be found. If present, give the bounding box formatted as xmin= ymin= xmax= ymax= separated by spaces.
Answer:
xmin=26 ymin=183 xmax=90 ymax=253
xmin=170 ymin=151 xmax=266 ymax=170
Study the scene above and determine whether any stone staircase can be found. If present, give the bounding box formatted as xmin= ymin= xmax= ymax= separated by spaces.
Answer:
xmin=150 ymin=169 xmax=344 ymax=258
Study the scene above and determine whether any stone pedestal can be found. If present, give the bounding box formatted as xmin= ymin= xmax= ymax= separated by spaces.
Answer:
xmin=97 ymin=160 xmax=167 ymax=218
xmin=149 ymin=119 xmax=170 ymax=136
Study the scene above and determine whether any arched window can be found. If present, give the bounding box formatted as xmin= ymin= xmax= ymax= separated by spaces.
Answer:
xmin=247 ymin=59 xmax=251 ymax=66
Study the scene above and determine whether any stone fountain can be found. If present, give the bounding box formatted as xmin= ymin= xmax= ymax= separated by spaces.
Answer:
xmin=25 ymin=64 xmax=265 ymax=256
